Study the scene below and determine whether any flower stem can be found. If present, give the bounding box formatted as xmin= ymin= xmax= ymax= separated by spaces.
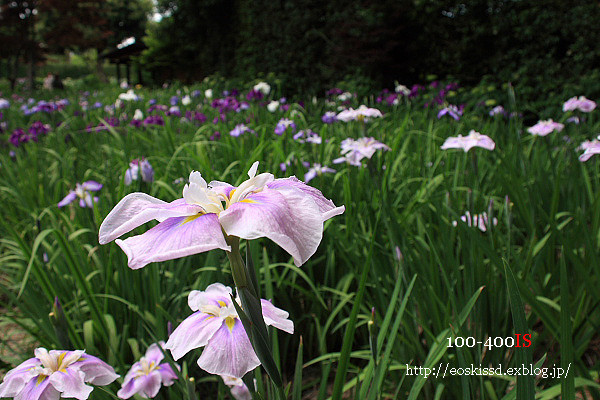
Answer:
xmin=225 ymin=236 xmax=248 ymax=290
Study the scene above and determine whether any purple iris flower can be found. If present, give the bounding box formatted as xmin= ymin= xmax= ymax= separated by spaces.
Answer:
xmin=230 ymin=124 xmax=254 ymax=137
xmin=117 ymin=342 xmax=178 ymax=399
xmin=58 ymin=181 xmax=103 ymax=208
xmin=143 ymin=115 xmax=165 ymax=126
xmin=0 ymin=98 xmax=10 ymax=109
xmin=274 ymin=118 xmax=296 ymax=135
xmin=437 ymin=105 xmax=464 ymax=120
xmin=322 ymin=111 xmax=337 ymax=124
xmin=170 ymin=96 xmax=179 ymax=105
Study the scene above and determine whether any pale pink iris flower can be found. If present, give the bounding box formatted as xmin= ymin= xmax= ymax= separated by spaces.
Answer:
xmin=336 ymin=105 xmax=383 ymax=122
xmin=165 ymin=283 xmax=293 ymax=378
xmin=527 ymin=119 xmax=564 ymax=136
xmin=99 ymin=162 xmax=344 ymax=269
xmin=117 ymin=342 xmax=178 ymax=399
xmin=0 ymin=348 xmax=118 ymax=400
xmin=440 ymin=130 xmax=495 ymax=152
xmin=578 ymin=136 xmax=600 ymax=162
xmin=333 ymin=137 xmax=390 ymax=166
xmin=563 ymin=96 xmax=596 ymax=113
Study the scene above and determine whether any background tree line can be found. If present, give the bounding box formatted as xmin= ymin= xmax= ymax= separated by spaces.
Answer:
xmin=2 ymin=0 xmax=600 ymax=97
xmin=0 ymin=0 xmax=152 ymax=90
xmin=143 ymin=0 xmax=600 ymax=97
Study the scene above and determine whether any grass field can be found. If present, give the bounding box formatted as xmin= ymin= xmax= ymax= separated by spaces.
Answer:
xmin=0 ymin=79 xmax=599 ymax=399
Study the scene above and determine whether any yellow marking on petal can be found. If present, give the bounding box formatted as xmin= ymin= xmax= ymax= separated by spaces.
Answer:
xmin=180 ymin=213 xmax=204 ymax=226
xmin=225 ymin=316 xmax=236 ymax=331
xmin=57 ymin=352 xmax=66 ymax=366
xmin=218 ymin=300 xmax=227 ymax=307
xmin=239 ymin=199 xmax=257 ymax=204
xmin=36 ymin=374 xmax=47 ymax=385
xmin=229 ymin=189 xmax=236 ymax=199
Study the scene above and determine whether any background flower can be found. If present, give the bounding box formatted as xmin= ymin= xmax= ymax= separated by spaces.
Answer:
xmin=117 ymin=342 xmax=178 ymax=399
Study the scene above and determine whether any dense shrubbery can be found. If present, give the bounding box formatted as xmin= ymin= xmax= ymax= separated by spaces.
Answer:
xmin=143 ymin=0 xmax=600 ymax=99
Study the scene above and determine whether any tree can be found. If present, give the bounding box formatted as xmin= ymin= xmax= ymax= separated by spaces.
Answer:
xmin=0 ymin=0 xmax=40 ymax=90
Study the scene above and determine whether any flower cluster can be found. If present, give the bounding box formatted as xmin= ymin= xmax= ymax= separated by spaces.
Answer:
xmin=9 ymin=121 xmax=51 ymax=147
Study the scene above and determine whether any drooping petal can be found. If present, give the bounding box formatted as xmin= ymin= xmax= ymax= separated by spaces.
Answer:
xmin=187 ymin=283 xmax=233 ymax=311
xmin=196 ymin=319 xmax=260 ymax=378
xmin=156 ymin=364 xmax=178 ymax=386
xmin=304 ymin=170 xmax=317 ymax=183
xmin=72 ymin=355 xmax=119 ymax=386
xmin=231 ymin=384 xmax=252 ymax=400
xmin=99 ymin=193 xmax=201 ymax=244
xmin=48 ymin=369 xmax=93 ymax=400
xmin=267 ymin=177 xmax=345 ymax=221
xmin=0 ymin=358 xmax=40 ymax=397
xmin=115 ymin=213 xmax=230 ymax=269
xmin=220 ymin=187 xmax=324 ymax=266
xmin=57 ymin=191 xmax=77 ymax=208
xmin=165 ymin=312 xmax=224 ymax=360
xmin=261 ymin=299 xmax=294 ymax=334
xmin=117 ymin=372 xmax=164 ymax=399
xmin=116 ymin=375 xmax=143 ymax=399
xmin=14 ymin=376 xmax=60 ymax=400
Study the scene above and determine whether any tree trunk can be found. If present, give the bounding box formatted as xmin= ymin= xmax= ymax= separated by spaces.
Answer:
xmin=96 ymin=51 xmax=108 ymax=83
xmin=27 ymin=49 xmax=35 ymax=92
